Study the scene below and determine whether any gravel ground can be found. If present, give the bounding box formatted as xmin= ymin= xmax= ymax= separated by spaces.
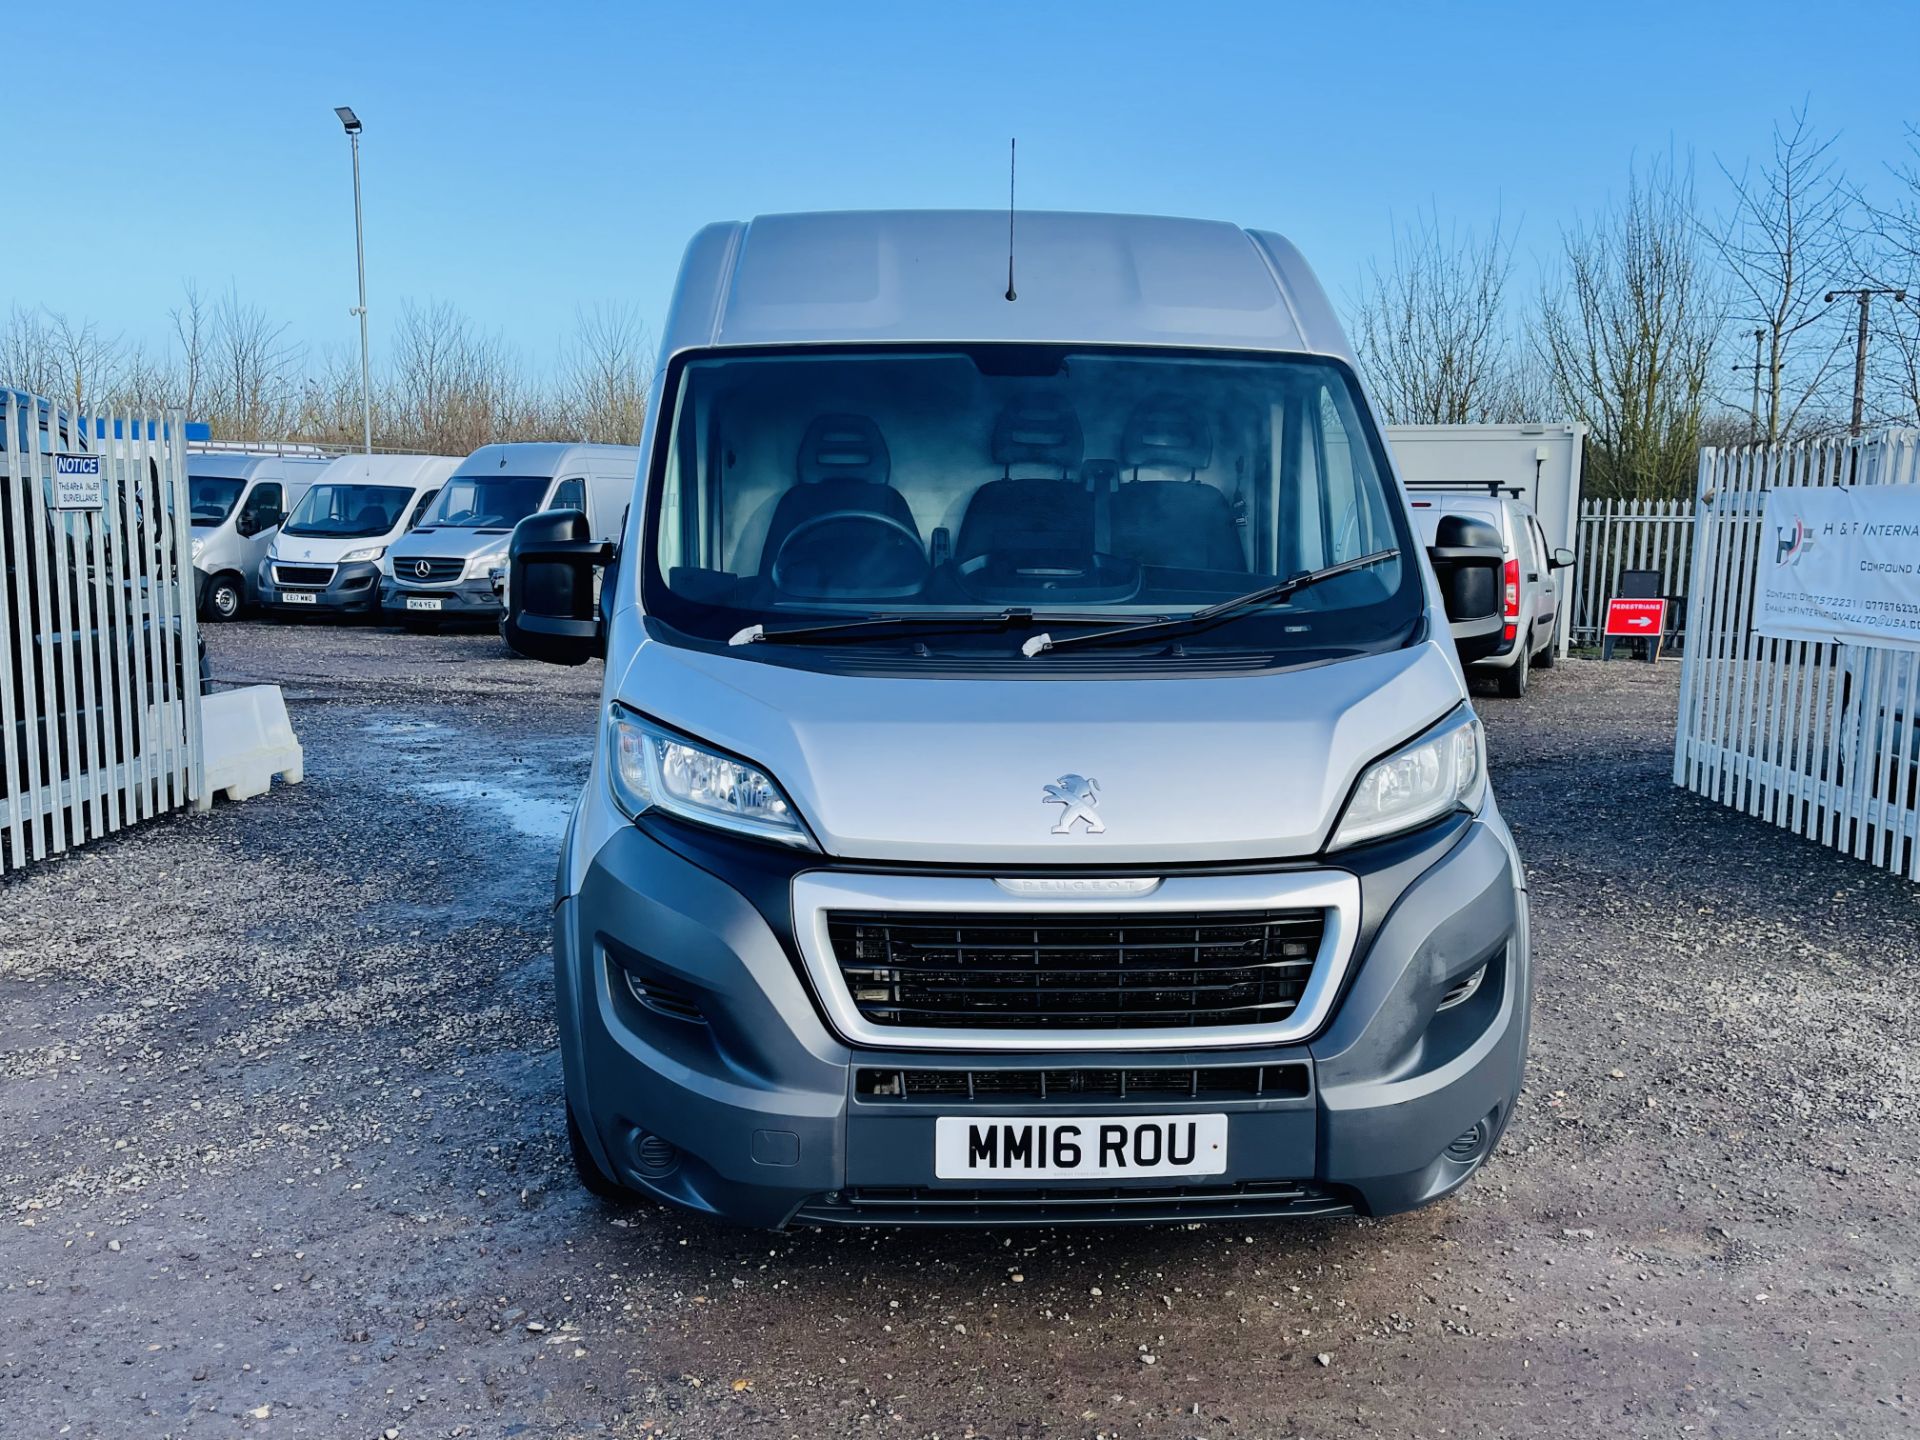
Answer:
xmin=3 ymin=622 xmax=1916 ymax=1439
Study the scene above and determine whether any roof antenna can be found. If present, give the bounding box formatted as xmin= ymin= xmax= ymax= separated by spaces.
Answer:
xmin=1004 ymin=137 xmax=1018 ymax=302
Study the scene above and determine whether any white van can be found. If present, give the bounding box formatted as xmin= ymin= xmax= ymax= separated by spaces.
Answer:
xmin=381 ymin=443 xmax=640 ymax=628
xmin=502 ymin=210 xmax=1526 ymax=1229
xmin=188 ymin=451 xmax=334 ymax=619
xmin=257 ymin=452 xmax=462 ymax=616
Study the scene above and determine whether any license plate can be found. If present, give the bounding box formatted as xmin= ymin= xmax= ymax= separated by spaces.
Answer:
xmin=283 ymin=592 xmax=318 ymax=605
xmin=405 ymin=596 xmax=443 ymax=611
xmin=934 ymin=1114 xmax=1227 ymax=1180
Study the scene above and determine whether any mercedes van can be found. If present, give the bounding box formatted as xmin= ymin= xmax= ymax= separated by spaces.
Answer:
xmin=258 ymin=452 xmax=460 ymax=616
xmin=505 ymin=210 xmax=1525 ymax=1228
xmin=381 ymin=442 xmax=639 ymax=629
xmin=188 ymin=449 xmax=333 ymax=620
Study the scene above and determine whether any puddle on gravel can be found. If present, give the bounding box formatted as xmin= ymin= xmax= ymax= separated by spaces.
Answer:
xmin=360 ymin=714 xmax=580 ymax=840
xmin=408 ymin=779 xmax=572 ymax=839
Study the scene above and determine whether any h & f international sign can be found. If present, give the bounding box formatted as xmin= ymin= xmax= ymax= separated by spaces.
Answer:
xmin=1755 ymin=484 xmax=1920 ymax=651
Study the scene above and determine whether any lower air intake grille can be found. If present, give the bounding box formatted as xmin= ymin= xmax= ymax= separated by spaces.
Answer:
xmin=792 ymin=1180 xmax=1353 ymax=1226
xmin=826 ymin=908 xmax=1325 ymax=1030
xmin=855 ymin=1064 xmax=1310 ymax=1104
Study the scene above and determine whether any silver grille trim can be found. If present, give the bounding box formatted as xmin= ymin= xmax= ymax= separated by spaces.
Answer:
xmin=791 ymin=870 xmax=1360 ymax=1052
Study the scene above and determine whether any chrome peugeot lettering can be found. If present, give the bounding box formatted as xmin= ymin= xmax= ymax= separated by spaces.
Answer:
xmin=995 ymin=876 xmax=1159 ymax=898
xmin=1042 ymin=774 xmax=1105 ymax=835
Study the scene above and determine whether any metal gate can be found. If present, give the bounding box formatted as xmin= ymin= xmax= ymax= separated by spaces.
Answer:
xmin=1570 ymin=498 xmax=1694 ymax=645
xmin=2 ymin=392 xmax=203 ymax=872
xmin=1673 ymin=431 xmax=1920 ymax=880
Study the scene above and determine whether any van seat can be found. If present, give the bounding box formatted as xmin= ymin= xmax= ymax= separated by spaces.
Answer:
xmin=1111 ymin=397 xmax=1244 ymax=572
xmin=955 ymin=402 xmax=1088 ymax=561
xmin=760 ymin=414 xmax=925 ymax=595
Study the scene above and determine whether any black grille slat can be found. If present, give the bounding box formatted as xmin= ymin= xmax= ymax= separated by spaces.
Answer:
xmin=829 ymin=907 xmax=1325 ymax=1031
xmin=273 ymin=564 xmax=334 ymax=587
xmin=400 ymin=557 xmax=463 ymax=583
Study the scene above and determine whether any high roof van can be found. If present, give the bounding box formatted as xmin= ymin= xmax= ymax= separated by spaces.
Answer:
xmin=258 ymin=452 xmax=460 ymax=617
xmin=381 ymin=442 xmax=639 ymax=630
xmin=188 ymin=449 xmax=334 ymax=620
xmin=504 ymin=210 xmax=1523 ymax=1227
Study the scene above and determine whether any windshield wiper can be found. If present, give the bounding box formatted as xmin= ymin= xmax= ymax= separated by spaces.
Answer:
xmin=1021 ymin=549 xmax=1402 ymax=658
xmin=730 ymin=608 xmax=1155 ymax=648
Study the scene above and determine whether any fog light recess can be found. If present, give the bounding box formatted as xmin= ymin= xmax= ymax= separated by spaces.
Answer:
xmin=1444 ymin=1120 xmax=1490 ymax=1164
xmin=624 ymin=1129 xmax=680 ymax=1178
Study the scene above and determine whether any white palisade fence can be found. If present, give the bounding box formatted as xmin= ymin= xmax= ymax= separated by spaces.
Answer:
xmin=1673 ymin=431 xmax=1920 ymax=881
xmin=1570 ymin=498 xmax=1695 ymax=644
xmin=1 ymin=393 xmax=203 ymax=872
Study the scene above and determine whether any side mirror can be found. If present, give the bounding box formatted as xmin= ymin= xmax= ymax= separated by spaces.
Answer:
xmin=1426 ymin=514 xmax=1506 ymax=663
xmin=1549 ymin=547 xmax=1576 ymax=571
xmin=504 ymin=508 xmax=611 ymax=665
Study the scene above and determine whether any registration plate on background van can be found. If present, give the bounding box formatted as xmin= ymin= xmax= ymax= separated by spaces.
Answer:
xmin=933 ymin=1114 xmax=1228 ymax=1180
xmin=283 ymin=592 xmax=317 ymax=605
xmin=405 ymin=596 xmax=443 ymax=611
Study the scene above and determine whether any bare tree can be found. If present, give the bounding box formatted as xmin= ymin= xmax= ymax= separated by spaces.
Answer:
xmin=1708 ymin=104 xmax=1853 ymax=440
xmin=0 ymin=306 xmax=63 ymax=401
xmin=563 ymin=303 xmax=652 ymax=442
xmin=1537 ymin=156 xmax=1725 ymax=500
xmin=388 ymin=301 xmax=543 ymax=454
xmin=1350 ymin=212 xmax=1539 ymax=424
xmin=169 ymin=281 xmax=213 ymax=418
xmin=206 ymin=286 xmax=302 ymax=439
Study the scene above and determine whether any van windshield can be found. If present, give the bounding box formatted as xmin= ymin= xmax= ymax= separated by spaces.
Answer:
xmin=420 ymin=475 xmax=549 ymax=529
xmin=283 ymin=483 xmax=414 ymax=538
xmin=190 ymin=475 xmax=246 ymax=524
xmin=644 ymin=346 xmax=1419 ymax=662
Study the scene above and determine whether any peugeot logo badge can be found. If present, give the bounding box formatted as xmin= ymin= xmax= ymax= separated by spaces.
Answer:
xmin=1042 ymin=774 xmax=1105 ymax=834
xmin=414 ymin=559 xmax=432 ymax=578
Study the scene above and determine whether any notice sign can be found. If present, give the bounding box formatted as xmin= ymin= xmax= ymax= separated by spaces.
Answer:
xmin=1605 ymin=597 xmax=1666 ymax=637
xmin=52 ymin=453 xmax=104 ymax=510
xmin=1755 ymin=485 xmax=1920 ymax=651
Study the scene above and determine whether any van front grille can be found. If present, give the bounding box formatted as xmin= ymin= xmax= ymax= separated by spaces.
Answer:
xmin=399 ymin=557 xmax=463 ymax=583
xmin=854 ymin=1064 xmax=1310 ymax=1103
xmin=272 ymin=564 xmax=334 ymax=588
xmin=825 ymin=909 xmax=1324 ymax=1031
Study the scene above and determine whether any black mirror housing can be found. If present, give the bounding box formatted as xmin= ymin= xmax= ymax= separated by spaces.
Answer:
xmin=1426 ymin=514 xmax=1506 ymax=663
xmin=504 ymin=508 xmax=611 ymax=666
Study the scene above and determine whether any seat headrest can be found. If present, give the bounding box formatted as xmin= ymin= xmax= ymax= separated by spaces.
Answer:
xmin=991 ymin=402 xmax=1083 ymax=472
xmin=1122 ymin=397 xmax=1212 ymax=474
xmin=797 ymin=413 xmax=890 ymax=485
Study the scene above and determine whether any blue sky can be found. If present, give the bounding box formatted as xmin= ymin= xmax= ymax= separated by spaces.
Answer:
xmin=12 ymin=0 xmax=1916 ymax=374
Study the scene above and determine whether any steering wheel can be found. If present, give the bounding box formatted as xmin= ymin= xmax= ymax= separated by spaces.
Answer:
xmin=769 ymin=510 xmax=930 ymax=599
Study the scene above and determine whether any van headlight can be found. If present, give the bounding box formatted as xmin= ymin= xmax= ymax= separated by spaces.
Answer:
xmin=1331 ymin=706 xmax=1485 ymax=849
xmin=606 ymin=707 xmax=814 ymax=848
xmin=340 ymin=545 xmax=386 ymax=563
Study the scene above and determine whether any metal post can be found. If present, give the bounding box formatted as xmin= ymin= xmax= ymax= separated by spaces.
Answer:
xmin=1851 ymin=291 xmax=1870 ymax=439
xmin=337 ymin=107 xmax=373 ymax=456
xmin=1750 ymin=328 xmax=1764 ymax=441
xmin=1824 ymin=287 xmax=1907 ymax=439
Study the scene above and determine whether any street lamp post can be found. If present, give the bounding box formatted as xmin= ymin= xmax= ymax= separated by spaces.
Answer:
xmin=335 ymin=106 xmax=373 ymax=457
xmin=1825 ymin=286 xmax=1907 ymax=438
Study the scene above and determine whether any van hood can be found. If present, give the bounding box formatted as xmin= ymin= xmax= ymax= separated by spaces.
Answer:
xmin=272 ymin=533 xmax=396 ymax=563
xmin=611 ymin=638 xmax=1469 ymax=865
xmin=388 ymin=530 xmax=509 ymax=563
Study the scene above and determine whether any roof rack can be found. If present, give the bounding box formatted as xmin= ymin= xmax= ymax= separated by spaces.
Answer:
xmin=1403 ymin=480 xmax=1526 ymax=498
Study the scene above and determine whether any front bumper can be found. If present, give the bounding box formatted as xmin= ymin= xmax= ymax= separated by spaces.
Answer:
xmin=379 ymin=575 xmax=502 ymax=618
xmin=558 ymin=808 xmax=1529 ymax=1228
xmin=258 ymin=560 xmax=384 ymax=613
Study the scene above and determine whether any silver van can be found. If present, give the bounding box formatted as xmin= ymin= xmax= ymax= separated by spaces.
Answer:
xmin=258 ymin=452 xmax=460 ymax=616
xmin=189 ymin=449 xmax=335 ymax=620
xmin=505 ymin=210 xmax=1526 ymax=1228
xmin=1407 ymin=485 xmax=1573 ymax=697
xmin=381 ymin=442 xmax=639 ymax=629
